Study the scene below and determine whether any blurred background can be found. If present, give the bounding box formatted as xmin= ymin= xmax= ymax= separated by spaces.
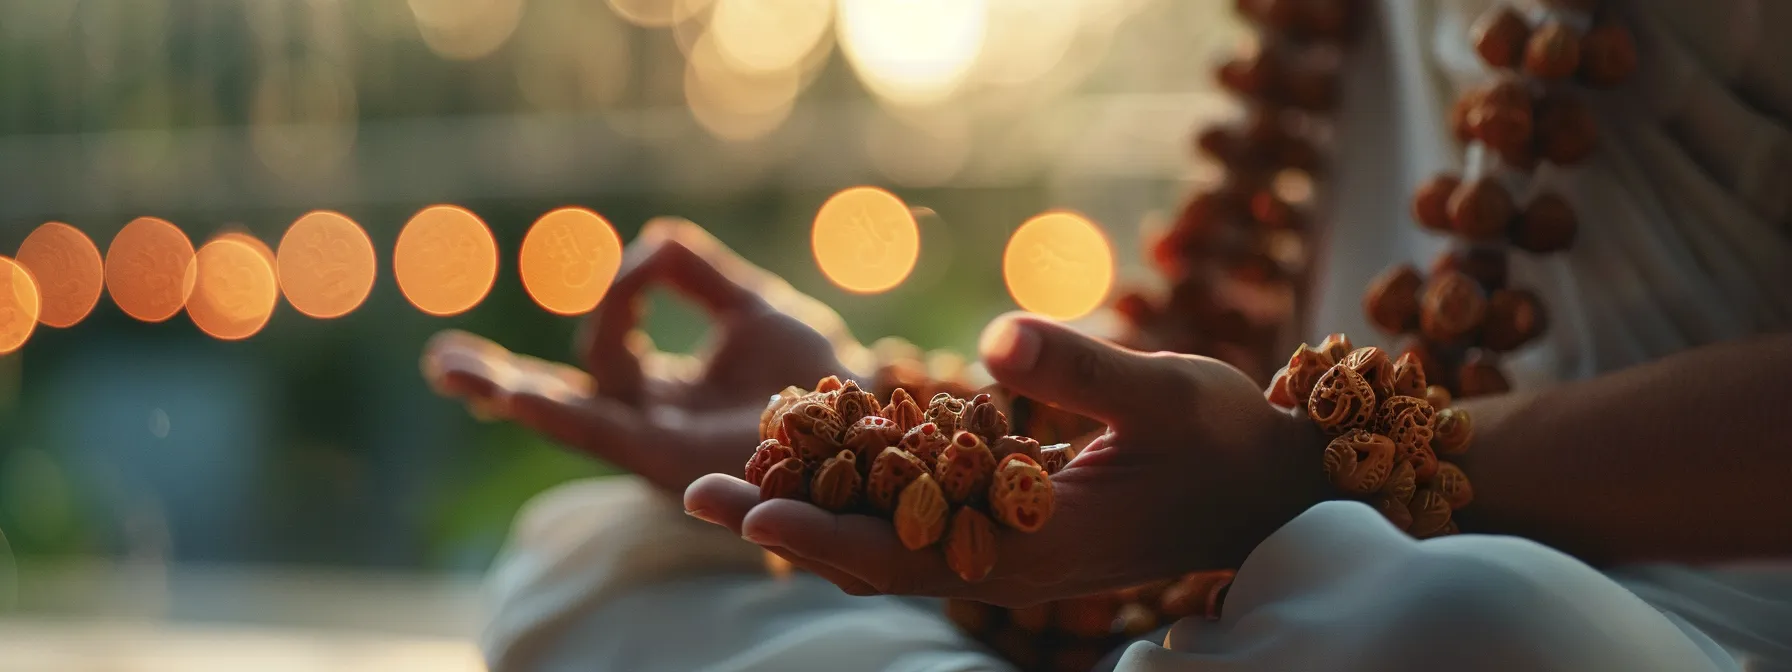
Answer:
xmin=0 ymin=0 xmax=1245 ymax=666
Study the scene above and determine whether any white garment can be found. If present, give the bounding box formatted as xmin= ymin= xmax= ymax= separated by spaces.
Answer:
xmin=480 ymin=0 xmax=1792 ymax=670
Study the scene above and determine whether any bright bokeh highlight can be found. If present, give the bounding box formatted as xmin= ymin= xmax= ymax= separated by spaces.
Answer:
xmin=608 ymin=0 xmax=712 ymax=27
xmin=277 ymin=211 xmax=378 ymax=319
xmin=519 ymin=207 xmax=624 ymax=316
xmin=1002 ymin=211 xmax=1114 ymax=320
xmin=836 ymin=0 xmax=987 ymax=106
xmin=710 ymin=0 xmax=832 ymax=74
xmin=0 ymin=257 xmax=40 ymax=355
xmin=408 ymin=0 xmax=524 ymax=61
xmin=14 ymin=222 xmax=104 ymax=329
xmin=187 ymin=238 xmax=280 ymax=341
xmin=812 ymin=186 xmax=920 ymax=294
xmin=104 ymin=217 xmax=196 ymax=324
xmin=393 ymin=205 xmax=498 ymax=317
xmin=684 ymin=32 xmax=802 ymax=141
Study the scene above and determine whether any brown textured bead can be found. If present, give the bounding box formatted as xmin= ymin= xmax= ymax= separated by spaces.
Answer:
xmin=1268 ymin=370 xmax=1298 ymax=408
xmin=1285 ymin=343 xmax=1337 ymax=404
xmin=867 ymin=447 xmax=929 ymax=514
xmin=781 ymin=400 xmax=845 ymax=462
xmin=760 ymin=386 xmax=807 ymax=442
xmin=833 ymin=380 xmax=880 ymax=425
xmin=1472 ymin=6 xmax=1531 ymax=69
xmin=1425 ymin=385 xmax=1454 ymax=411
xmin=1380 ymin=459 xmax=1418 ymax=505
xmin=1435 ymin=461 xmax=1474 ymax=509
xmin=1195 ymin=127 xmax=1242 ymax=162
xmin=935 ymin=431 xmax=998 ymax=505
xmin=1308 ymin=364 xmax=1379 ymax=433
xmin=1374 ymin=493 xmax=1414 ymax=531
xmin=1391 ymin=352 xmax=1429 ymax=399
xmin=944 ymin=508 xmax=998 ymax=582
xmin=961 ymin=393 xmax=1010 ymax=443
xmin=1160 ymin=570 xmax=1236 ymax=621
xmin=1579 ymin=22 xmax=1638 ymax=88
xmin=1448 ymin=178 xmax=1517 ymax=242
xmin=899 ymin=422 xmax=952 ymax=464
xmin=1378 ymin=395 xmax=1437 ymax=461
xmin=1535 ymin=93 xmax=1598 ymax=165
xmin=1398 ymin=339 xmax=1448 ymax=390
xmin=1317 ymin=333 xmax=1354 ymax=363
xmin=990 ymin=454 xmax=1055 ymax=532
xmin=1295 ymin=0 xmax=1355 ymax=40
xmin=815 ymin=375 xmax=844 ymax=394
xmin=1342 ymin=347 xmax=1397 ymax=401
xmin=842 ymin=415 xmax=905 ymax=471
xmin=1408 ymin=489 xmax=1454 ymax=537
xmin=1410 ymin=442 xmax=1439 ymax=481
xmin=1430 ymin=247 xmax=1509 ymax=291
xmin=811 ymin=450 xmax=863 ymax=512
xmin=1483 ymin=289 xmax=1547 ymax=352
xmin=1217 ymin=50 xmax=1280 ymax=100
xmin=1433 ymin=407 xmax=1474 ymax=454
xmin=1514 ymin=193 xmax=1579 ymax=254
xmin=1323 ymin=429 xmax=1397 ymax=495
xmin=760 ymin=457 xmax=808 ymax=501
xmin=1457 ymin=351 xmax=1512 ymax=398
xmin=926 ymin=393 xmax=967 ymax=435
xmin=745 ymin=440 xmax=797 ymax=487
xmin=882 ymin=387 xmax=924 ymax=432
xmin=1251 ymin=190 xmax=1305 ymax=231
xmin=894 ymin=474 xmax=949 ymax=550
xmin=1467 ymin=78 xmax=1534 ymax=159
xmin=1365 ymin=264 xmax=1424 ymax=335
xmin=1420 ymin=271 xmax=1488 ymax=345
xmin=1413 ymin=174 xmax=1461 ymax=233
xmin=1524 ymin=20 xmax=1581 ymax=80
xmin=990 ymin=435 xmax=1042 ymax=464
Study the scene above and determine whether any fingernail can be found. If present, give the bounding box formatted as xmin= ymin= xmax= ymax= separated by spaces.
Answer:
xmin=742 ymin=528 xmax=781 ymax=547
xmin=980 ymin=316 xmax=1041 ymax=370
xmin=686 ymin=509 xmax=721 ymax=526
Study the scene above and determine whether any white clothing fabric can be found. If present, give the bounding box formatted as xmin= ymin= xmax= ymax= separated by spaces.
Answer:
xmin=479 ymin=0 xmax=1792 ymax=670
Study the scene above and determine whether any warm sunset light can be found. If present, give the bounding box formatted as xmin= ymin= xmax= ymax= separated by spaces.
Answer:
xmin=277 ymin=211 xmax=378 ymax=319
xmin=1002 ymin=211 xmax=1114 ymax=320
xmin=105 ymin=217 xmax=197 ymax=324
xmin=187 ymin=238 xmax=280 ymax=341
xmin=709 ymin=0 xmax=832 ymax=74
xmin=836 ymin=0 xmax=987 ymax=106
xmin=0 ymin=257 xmax=41 ymax=355
xmin=519 ymin=207 xmax=624 ymax=316
xmin=393 ymin=205 xmax=498 ymax=317
xmin=14 ymin=222 xmax=105 ymax=329
xmin=216 ymin=231 xmax=278 ymax=269
xmin=812 ymin=186 xmax=920 ymax=294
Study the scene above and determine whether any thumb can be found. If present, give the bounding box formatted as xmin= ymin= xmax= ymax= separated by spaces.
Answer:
xmin=978 ymin=313 xmax=1190 ymax=426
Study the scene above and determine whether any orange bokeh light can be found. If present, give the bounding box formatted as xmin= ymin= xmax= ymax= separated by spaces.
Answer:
xmin=277 ymin=211 xmax=377 ymax=319
xmin=14 ymin=222 xmax=105 ymax=329
xmin=1002 ymin=211 xmax=1114 ymax=320
xmin=105 ymin=217 xmax=197 ymax=323
xmin=393 ymin=205 xmax=498 ymax=317
xmin=811 ymin=186 xmax=921 ymax=294
xmin=518 ymin=207 xmax=623 ymax=316
xmin=0 ymin=256 xmax=41 ymax=355
xmin=187 ymin=238 xmax=280 ymax=341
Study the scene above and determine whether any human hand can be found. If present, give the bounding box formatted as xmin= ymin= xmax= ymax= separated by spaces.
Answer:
xmin=684 ymin=313 xmax=1330 ymax=606
xmin=423 ymin=218 xmax=854 ymax=493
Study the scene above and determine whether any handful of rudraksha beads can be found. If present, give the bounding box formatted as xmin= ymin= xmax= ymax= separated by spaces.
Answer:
xmin=1268 ymin=334 xmax=1476 ymax=537
xmin=749 ymin=375 xmax=1071 ymax=582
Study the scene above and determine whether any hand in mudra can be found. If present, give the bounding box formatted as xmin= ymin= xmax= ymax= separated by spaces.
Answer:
xmin=685 ymin=314 xmax=1329 ymax=607
xmin=424 ymin=219 xmax=853 ymax=493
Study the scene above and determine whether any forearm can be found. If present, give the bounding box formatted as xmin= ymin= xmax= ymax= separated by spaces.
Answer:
xmin=1455 ymin=333 xmax=1792 ymax=565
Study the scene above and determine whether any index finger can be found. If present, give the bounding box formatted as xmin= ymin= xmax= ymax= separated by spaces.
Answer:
xmin=978 ymin=313 xmax=1195 ymax=426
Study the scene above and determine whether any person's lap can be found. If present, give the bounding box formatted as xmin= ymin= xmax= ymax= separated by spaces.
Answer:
xmin=481 ymin=478 xmax=1738 ymax=672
